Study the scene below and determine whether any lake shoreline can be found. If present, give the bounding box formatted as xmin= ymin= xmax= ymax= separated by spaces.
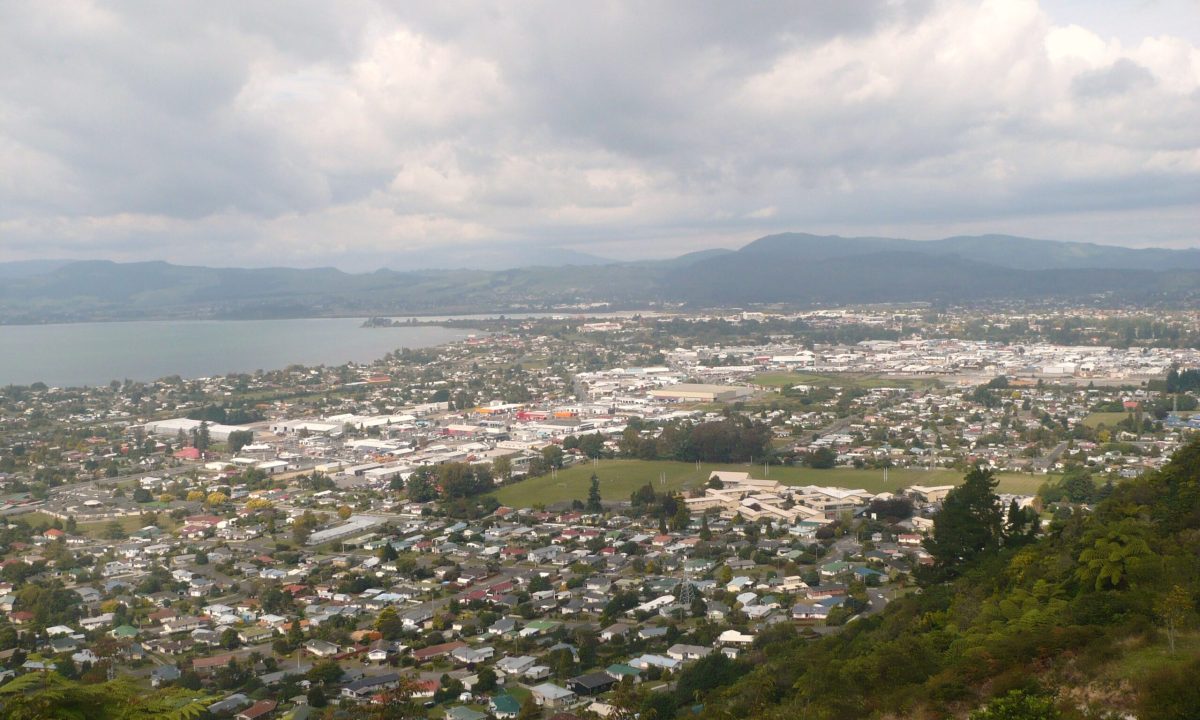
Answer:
xmin=0 ymin=318 xmax=477 ymax=388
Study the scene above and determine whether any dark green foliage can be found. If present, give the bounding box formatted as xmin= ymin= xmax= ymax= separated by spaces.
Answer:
xmin=307 ymin=685 xmax=327 ymax=707
xmin=586 ymin=473 xmax=603 ymax=513
xmin=922 ymin=466 xmax=1004 ymax=580
xmin=1137 ymin=658 xmax=1200 ymax=720
xmin=683 ymin=439 xmax=1200 ymax=719
xmin=403 ymin=471 xmax=438 ymax=502
xmin=969 ymin=690 xmax=1060 ymax=719
xmin=806 ymin=446 xmax=837 ymax=468
xmin=226 ymin=430 xmax=254 ymax=454
xmin=1164 ymin=367 xmax=1200 ymax=394
xmin=675 ymin=653 xmax=746 ymax=705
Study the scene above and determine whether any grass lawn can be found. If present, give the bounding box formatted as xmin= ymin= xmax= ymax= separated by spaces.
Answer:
xmin=1083 ymin=411 xmax=1133 ymax=429
xmin=16 ymin=510 xmax=177 ymax=538
xmin=754 ymin=372 xmax=942 ymax=390
xmin=491 ymin=459 xmax=1047 ymax=507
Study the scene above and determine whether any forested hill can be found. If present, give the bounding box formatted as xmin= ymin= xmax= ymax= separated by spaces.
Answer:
xmin=4 ymin=234 xmax=1200 ymax=322
xmin=669 ymin=441 xmax=1200 ymax=720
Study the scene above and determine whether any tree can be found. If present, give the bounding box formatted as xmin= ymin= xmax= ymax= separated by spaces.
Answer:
xmin=292 ymin=511 xmax=320 ymax=544
xmin=220 ymin=628 xmax=240 ymax=650
xmin=922 ymin=467 xmax=1004 ymax=580
xmin=542 ymin=444 xmax=564 ymax=470
xmin=578 ymin=432 xmax=606 ymax=458
xmin=337 ymin=505 xmax=353 ymax=520
xmin=476 ymin=666 xmax=498 ymax=692
xmin=434 ymin=673 xmax=465 ymax=703
xmin=205 ymin=492 xmax=228 ymax=506
xmin=378 ymin=542 xmax=398 ymax=562
xmin=586 ymin=474 xmax=603 ymax=513
xmin=518 ymin=695 xmax=542 ymax=720
xmin=492 ymin=455 xmax=513 ymax=482
xmin=195 ymin=422 xmax=210 ymax=451
xmin=1155 ymin=585 xmax=1195 ymax=654
xmin=807 ymin=447 xmax=837 ymax=469
xmin=376 ymin=607 xmax=404 ymax=640
xmin=307 ymin=659 xmax=344 ymax=686
xmin=669 ymin=496 xmax=691 ymax=532
xmin=1004 ymin=499 xmax=1038 ymax=547
xmin=1060 ymin=468 xmax=1097 ymax=503
xmin=103 ymin=520 xmax=127 ymax=540
xmin=404 ymin=472 xmax=438 ymax=503
xmin=969 ymin=690 xmax=1061 ymax=720
xmin=227 ymin=430 xmax=254 ymax=454
xmin=306 ymin=685 xmax=327 ymax=707
xmin=287 ymin=617 xmax=304 ymax=646
xmin=0 ymin=674 xmax=211 ymax=720
xmin=1077 ymin=519 xmax=1153 ymax=591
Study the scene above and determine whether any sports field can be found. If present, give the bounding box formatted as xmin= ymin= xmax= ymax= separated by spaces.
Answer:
xmin=490 ymin=459 xmax=1046 ymax=507
xmin=753 ymin=372 xmax=942 ymax=390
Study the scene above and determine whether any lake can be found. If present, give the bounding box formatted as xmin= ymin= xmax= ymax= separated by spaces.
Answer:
xmin=0 ymin=318 xmax=474 ymax=387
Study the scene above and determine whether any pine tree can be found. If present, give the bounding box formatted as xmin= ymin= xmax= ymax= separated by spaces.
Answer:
xmin=586 ymin=473 xmax=603 ymax=514
xmin=923 ymin=466 xmax=1004 ymax=580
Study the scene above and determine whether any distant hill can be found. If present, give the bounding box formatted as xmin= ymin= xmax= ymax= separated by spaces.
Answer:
xmin=0 ymin=259 xmax=75 ymax=279
xmin=735 ymin=232 xmax=1200 ymax=271
xmin=2 ymin=233 xmax=1198 ymax=322
xmin=667 ymin=233 xmax=1200 ymax=306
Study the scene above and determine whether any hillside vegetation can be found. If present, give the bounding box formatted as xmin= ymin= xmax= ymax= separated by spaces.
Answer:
xmin=6 ymin=234 xmax=1200 ymax=322
xmin=672 ymin=440 xmax=1200 ymax=720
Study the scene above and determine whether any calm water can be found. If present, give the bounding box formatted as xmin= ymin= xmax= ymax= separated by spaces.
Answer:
xmin=0 ymin=318 xmax=474 ymax=387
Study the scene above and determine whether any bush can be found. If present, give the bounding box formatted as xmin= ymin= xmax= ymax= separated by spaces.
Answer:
xmin=1137 ymin=658 xmax=1200 ymax=720
xmin=970 ymin=690 xmax=1060 ymax=719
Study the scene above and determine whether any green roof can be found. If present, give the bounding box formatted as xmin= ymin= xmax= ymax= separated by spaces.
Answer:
xmin=607 ymin=663 xmax=640 ymax=677
xmin=491 ymin=694 xmax=521 ymax=714
xmin=111 ymin=625 xmax=139 ymax=638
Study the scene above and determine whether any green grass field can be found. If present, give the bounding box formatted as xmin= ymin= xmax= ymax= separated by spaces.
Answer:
xmin=1083 ymin=411 xmax=1133 ymax=429
xmin=1085 ymin=410 xmax=1195 ymax=429
xmin=17 ymin=510 xmax=177 ymax=538
xmin=754 ymin=372 xmax=941 ymax=391
xmin=491 ymin=459 xmax=1046 ymax=507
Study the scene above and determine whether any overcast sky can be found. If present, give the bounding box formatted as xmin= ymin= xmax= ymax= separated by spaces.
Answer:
xmin=1 ymin=0 xmax=1197 ymax=270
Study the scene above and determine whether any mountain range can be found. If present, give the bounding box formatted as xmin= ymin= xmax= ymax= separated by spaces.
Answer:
xmin=1 ymin=234 xmax=1198 ymax=323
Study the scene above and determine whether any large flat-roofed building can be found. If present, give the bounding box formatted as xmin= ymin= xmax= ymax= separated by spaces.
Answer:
xmin=649 ymin=384 xmax=754 ymax=402
xmin=143 ymin=418 xmax=252 ymax=443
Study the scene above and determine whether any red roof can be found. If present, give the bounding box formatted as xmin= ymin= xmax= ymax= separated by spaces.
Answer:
xmin=412 ymin=640 xmax=466 ymax=662
xmin=193 ymin=652 xmax=237 ymax=669
xmin=236 ymin=699 xmax=278 ymax=720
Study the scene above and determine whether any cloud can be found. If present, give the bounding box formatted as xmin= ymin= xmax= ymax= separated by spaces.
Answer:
xmin=0 ymin=0 xmax=1196 ymax=269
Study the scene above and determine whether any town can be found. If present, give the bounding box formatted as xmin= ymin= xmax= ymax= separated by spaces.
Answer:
xmin=1 ymin=307 xmax=1198 ymax=719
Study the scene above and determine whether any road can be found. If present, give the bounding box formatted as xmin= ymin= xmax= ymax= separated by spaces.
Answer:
xmin=1035 ymin=441 xmax=1069 ymax=471
xmin=866 ymin=589 xmax=889 ymax=615
xmin=813 ymin=415 xmax=861 ymax=440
